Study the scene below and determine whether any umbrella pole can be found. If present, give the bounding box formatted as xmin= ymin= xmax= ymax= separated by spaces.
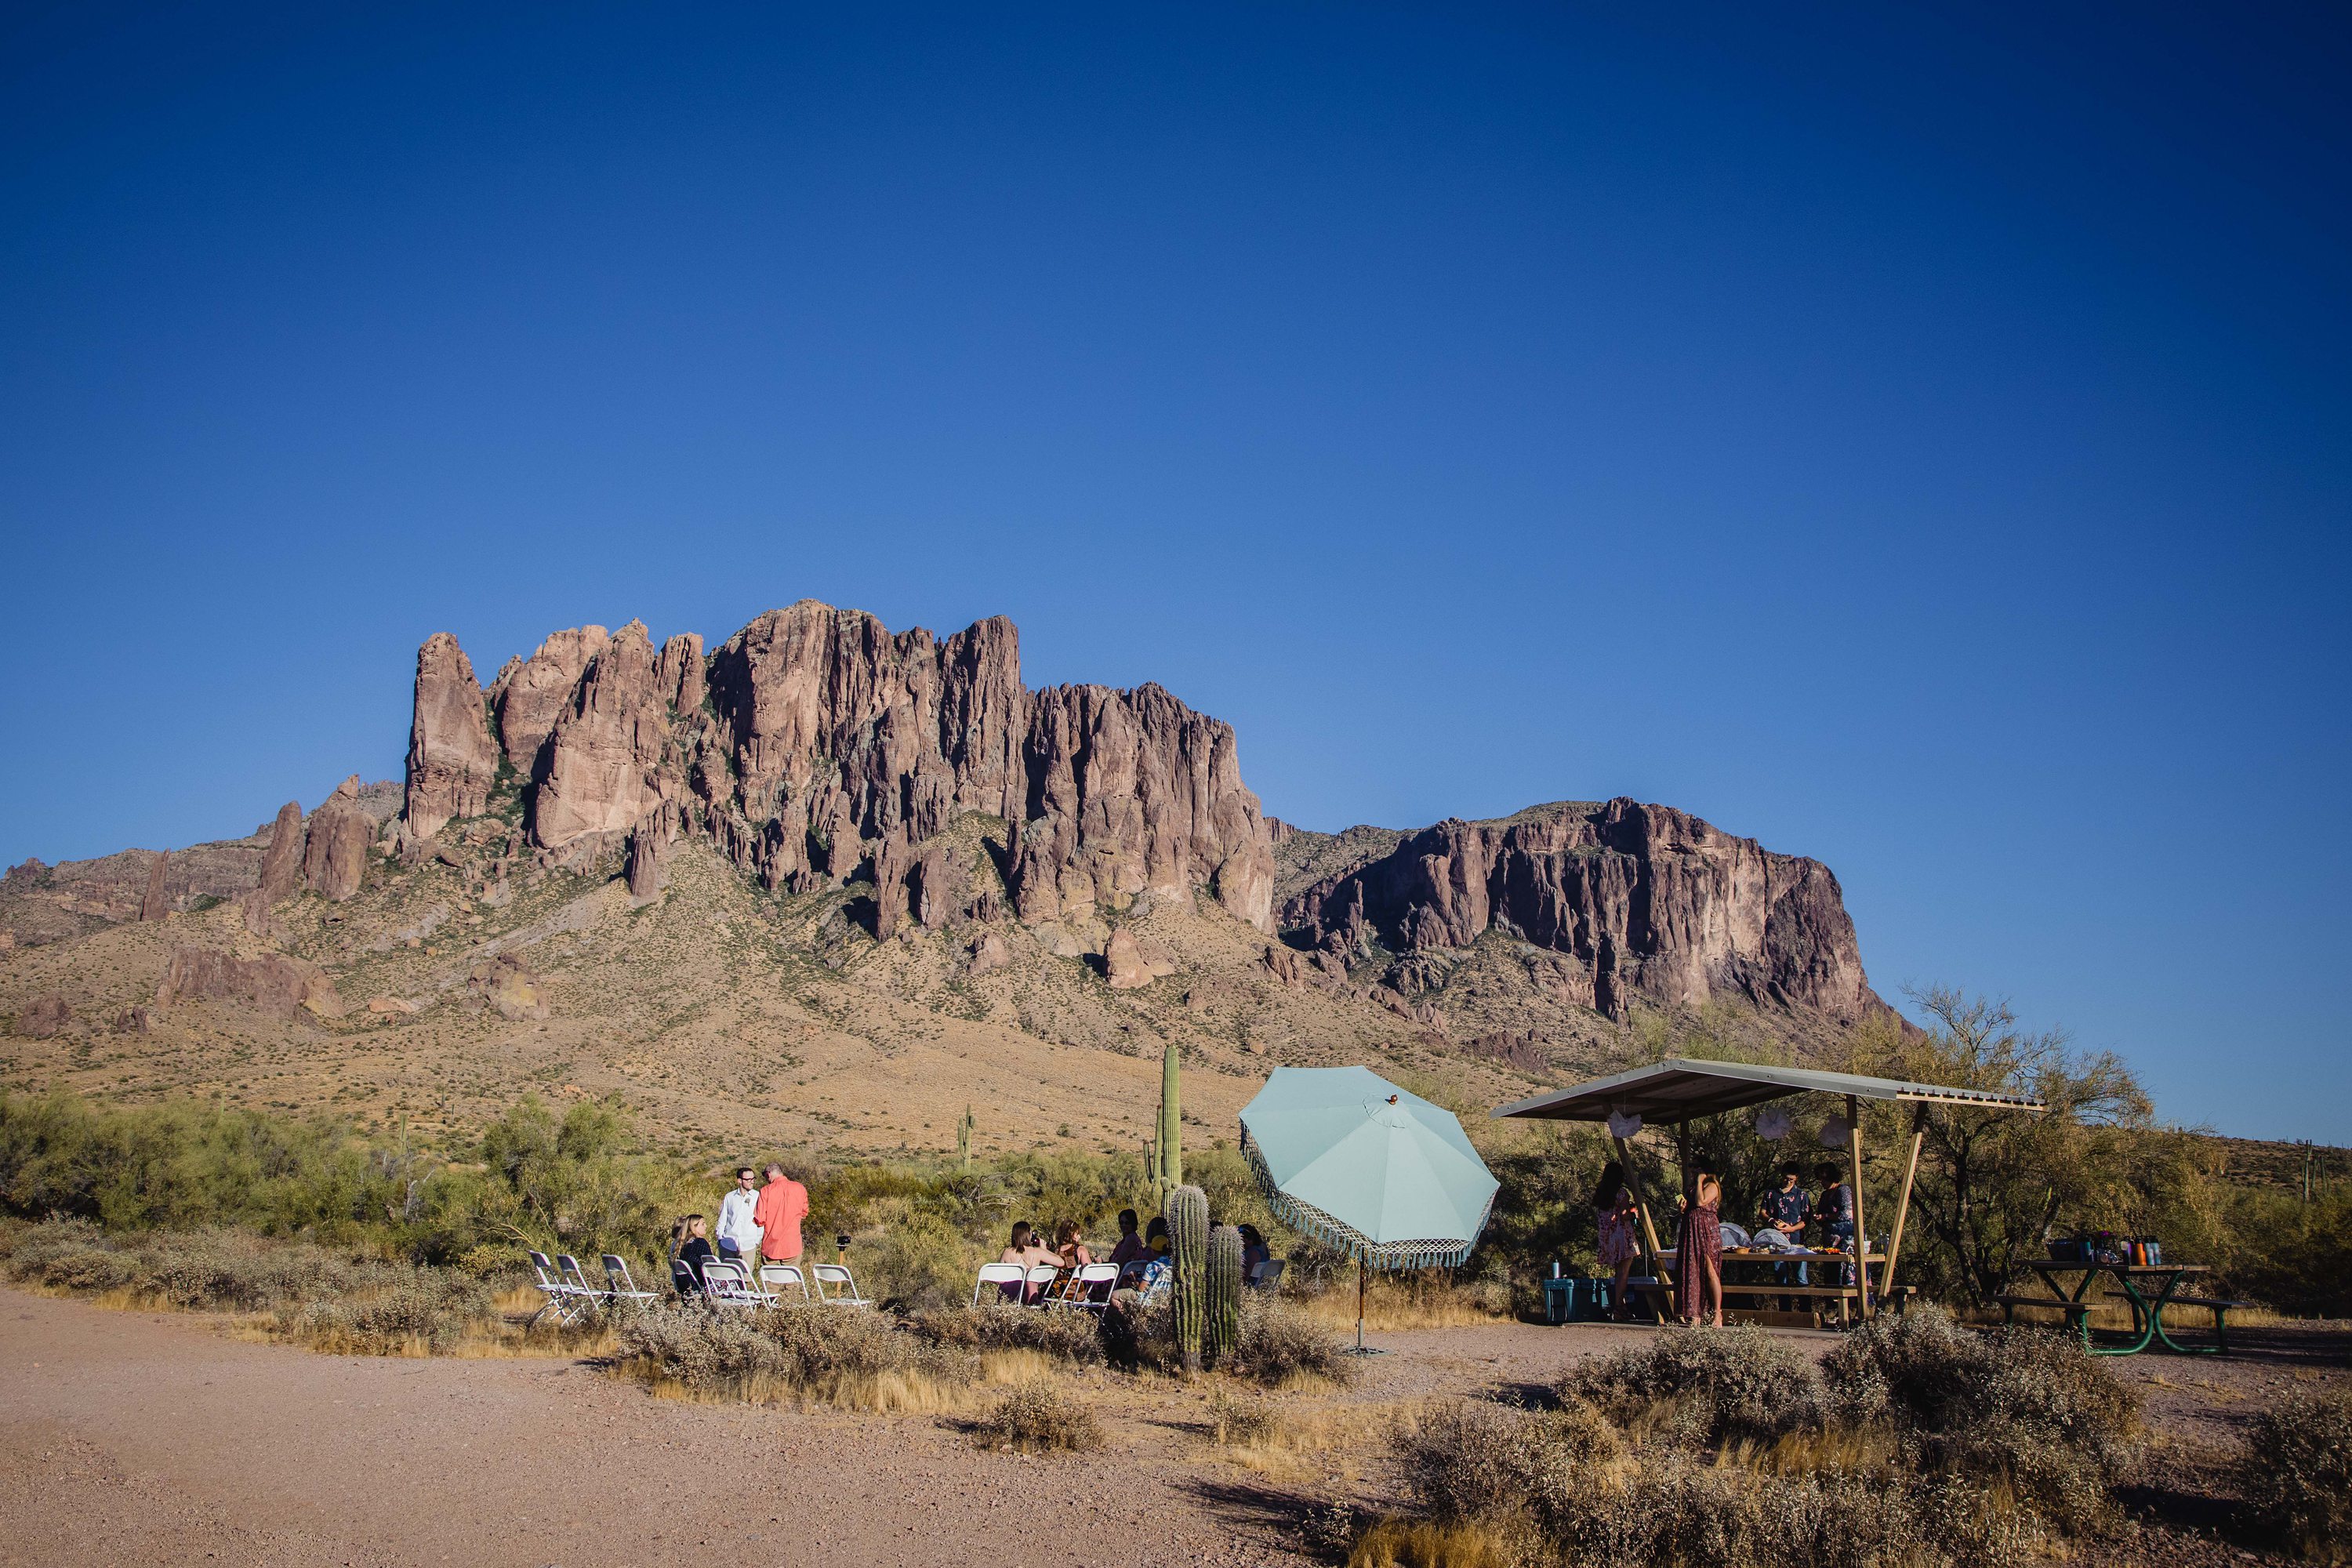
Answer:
xmin=1357 ymin=1257 xmax=1366 ymax=1352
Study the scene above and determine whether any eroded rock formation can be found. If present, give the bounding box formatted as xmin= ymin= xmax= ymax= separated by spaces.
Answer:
xmin=155 ymin=946 xmax=343 ymax=1019
xmin=303 ymin=777 xmax=375 ymax=902
xmin=400 ymin=601 xmax=1278 ymax=935
xmin=405 ymin=633 xmax=499 ymax=840
xmin=1278 ymin=799 xmax=1879 ymax=1022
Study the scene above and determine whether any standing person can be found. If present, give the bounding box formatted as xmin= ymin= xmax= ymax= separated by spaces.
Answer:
xmin=1592 ymin=1160 xmax=1642 ymax=1322
xmin=1675 ymin=1171 xmax=1725 ymax=1327
xmin=715 ymin=1166 xmax=763 ymax=1266
xmin=753 ymin=1162 xmax=808 ymax=1276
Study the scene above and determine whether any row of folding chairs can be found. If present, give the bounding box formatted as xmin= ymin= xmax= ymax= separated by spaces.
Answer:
xmin=970 ymin=1260 xmax=1120 ymax=1310
xmin=528 ymin=1250 xmax=659 ymax=1327
xmin=699 ymin=1258 xmax=872 ymax=1309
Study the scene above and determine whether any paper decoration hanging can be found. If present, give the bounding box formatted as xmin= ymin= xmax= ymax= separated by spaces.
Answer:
xmin=1818 ymin=1116 xmax=1851 ymax=1149
xmin=1755 ymin=1106 xmax=1793 ymax=1142
xmin=1606 ymin=1109 xmax=1643 ymax=1140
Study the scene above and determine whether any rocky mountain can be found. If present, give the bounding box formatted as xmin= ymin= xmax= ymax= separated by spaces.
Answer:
xmin=0 ymin=600 xmax=1894 ymax=1152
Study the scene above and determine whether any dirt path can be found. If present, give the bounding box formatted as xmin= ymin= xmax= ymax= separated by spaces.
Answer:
xmin=0 ymin=1287 xmax=1317 ymax=1567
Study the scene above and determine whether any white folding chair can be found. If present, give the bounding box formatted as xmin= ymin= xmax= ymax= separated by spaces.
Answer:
xmin=602 ymin=1254 xmax=657 ymax=1308
xmin=1051 ymin=1261 xmax=1120 ymax=1311
xmin=1022 ymin=1263 xmax=1060 ymax=1306
xmin=757 ymin=1263 xmax=810 ymax=1303
xmin=809 ymin=1262 xmax=871 ymax=1307
xmin=700 ymin=1258 xmax=764 ymax=1308
xmin=972 ymin=1261 xmax=1028 ymax=1306
xmin=1248 ymin=1258 xmax=1287 ymax=1293
xmin=528 ymin=1249 xmax=590 ymax=1327
xmin=558 ymin=1254 xmax=612 ymax=1316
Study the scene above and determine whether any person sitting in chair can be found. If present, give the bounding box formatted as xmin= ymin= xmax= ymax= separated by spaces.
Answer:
xmin=670 ymin=1214 xmax=717 ymax=1296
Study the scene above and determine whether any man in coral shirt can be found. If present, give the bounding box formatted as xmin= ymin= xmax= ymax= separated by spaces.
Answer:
xmin=753 ymin=1162 xmax=808 ymax=1268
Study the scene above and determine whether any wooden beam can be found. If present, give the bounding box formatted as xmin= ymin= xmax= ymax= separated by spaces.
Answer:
xmin=1882 ymin=1102 xmax=1929 ymax=1301
xmin=1614 ymin=1133 xmax=1667 ymax=1283
xmin=1846 ymin=1093 xmax=1873 ymax=1319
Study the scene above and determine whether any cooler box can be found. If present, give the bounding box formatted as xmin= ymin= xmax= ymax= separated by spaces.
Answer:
xmin=1542 ymin=1276 xmax=1613 ymax=1324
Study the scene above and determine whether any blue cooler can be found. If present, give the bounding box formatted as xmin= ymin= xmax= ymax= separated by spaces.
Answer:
xmin=1543 ymin=1276 xmax=1613 ymax=1323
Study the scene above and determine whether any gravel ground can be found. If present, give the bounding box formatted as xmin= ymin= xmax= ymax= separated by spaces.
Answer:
xmin=5 ymin=1289 xmax=2340 ymax=1567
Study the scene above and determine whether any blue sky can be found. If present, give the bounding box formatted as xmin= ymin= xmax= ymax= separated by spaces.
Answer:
xmin=3 ymin=3 xmax=2346 ymax=1141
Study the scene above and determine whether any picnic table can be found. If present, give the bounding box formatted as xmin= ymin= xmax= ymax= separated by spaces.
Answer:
xmin=1995 ymin=1260 xmax=2238 ymax=1355
xmin=1631 ymin=1246 xmax=1896 ymax=1328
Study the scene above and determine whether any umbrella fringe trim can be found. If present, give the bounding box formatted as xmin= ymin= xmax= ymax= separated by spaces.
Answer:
xmin=1241 ymin=1131 xmax=1492 ymax=1270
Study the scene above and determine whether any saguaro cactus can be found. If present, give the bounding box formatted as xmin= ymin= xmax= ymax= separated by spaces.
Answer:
xmin=1157 ymin=1041 xmax=1183 ymax=1197
xmin=1166 ymin=1183 xmax=1209 ymax=1374
xmin=1207 ymin=1223 xmax=1243 ymax=1366
xmin=956 ymin=1105 xmax=975 ymax=1169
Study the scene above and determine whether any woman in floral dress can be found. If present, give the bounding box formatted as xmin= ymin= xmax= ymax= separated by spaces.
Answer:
xmin=1592 ymin=1161 xmax=1641 ymax=1321
xmin=1675 ymin=1171 xmax=1725 ymax=1327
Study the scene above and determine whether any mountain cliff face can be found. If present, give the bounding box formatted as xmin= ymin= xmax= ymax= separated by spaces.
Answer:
xmin=402 ymin=601 xmax=1279 ymax=935
xmin=1275 ymin=800 xmax=1878 ymax=1022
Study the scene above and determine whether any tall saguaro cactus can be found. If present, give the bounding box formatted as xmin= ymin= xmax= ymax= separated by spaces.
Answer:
xmin=1207 ymin=1223 xmax=1243 ymax=1366
xmin=1166 ymin=1183 xmax=1208 ymax=1374
xmin=1157 ymin=1041 xmax=1183 ymax=1199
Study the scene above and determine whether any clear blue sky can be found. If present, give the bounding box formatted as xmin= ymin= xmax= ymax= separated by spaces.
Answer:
xmin=4 ymin=4 xmax=2346 ymax=1142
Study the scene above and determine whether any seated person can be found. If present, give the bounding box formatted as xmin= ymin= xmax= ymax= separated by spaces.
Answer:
xmin=1000 ymin=1221 xmax=1061 ymax=1302
xmin=1239 ymin=1225 xmax=1272 ymax=1283
xmin=1106 ymin=1208 xmax=1147 ymax=1269
xmin=1117 ymin=1217 xmax=1171 ymax=1287
xmin=1755 ymin=1163 xmax=1813 ymax=1287
xmin=671 ymin=1214 xmax=717 ymax=1294
xmin=1051 ymin=1220 xmax=1102 ymax=1302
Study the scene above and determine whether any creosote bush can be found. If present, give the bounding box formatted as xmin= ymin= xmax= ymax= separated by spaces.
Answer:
xmin=972 ymin=1380 xmax=1102 ymax=1454
xmin=2238 ymin=1388 xmax=2352 ymax=1565
xmin=620 ymin=1303 xmax=958 ymax=1396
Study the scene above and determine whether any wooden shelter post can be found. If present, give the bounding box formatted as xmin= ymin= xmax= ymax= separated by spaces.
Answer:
xmin=1882 ymin=1102 xmax=1929 ymax=1303
xmin=1613 ymin=1133 xmax=1667 ymax=1281
xmin=1846 ymin=1093 xmax=1872 ymax=1318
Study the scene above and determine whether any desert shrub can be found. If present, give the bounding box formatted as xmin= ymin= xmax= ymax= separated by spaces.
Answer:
xmin=1398 ymin=1397 xmax=1621 ymax=1530
xmin=1226 ymin=1290 xmax=1355 ymax=1385
xmin=620 ymin=1305 xmax=792 ymax=1387
xmin=848 ymin=1204 xmax=974 ymax=1312
xmin=912 ymin=1302 xmax=1104 ymax=1363
xmin=292 ymin=1270 xmax=492 ymax=1354
xmin=1823 ymin=1306 xmax=2137 ymax=1534
xmin=2238 ymin=1389 xmax=2352 ymax=1563
xmin=971 ymin=1380 xmax=1102 ymax=1453
xmin=756 ymin=1303 xmax=941 ymax=1381
xmin=1558 ymin=1323 xmax=1824 ymax=1446
xmin=1 ymin=1218 xmax=136 ymax=1292
xmin=133 ymin=1229 xmax=377 ymax=1310
xmin=1346 ymin=1518 xmax=1517 ymax=1568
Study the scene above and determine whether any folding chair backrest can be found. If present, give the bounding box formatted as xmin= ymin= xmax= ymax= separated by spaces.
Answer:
xmin=601 ymin=1254 xmax=632 ymax=1289
xmin=558 ymin=1254 xmax=601 ymax=1295
xmin=701 ymin=1259 xmax=751 ymax=1299
xmin=1025 ymin=1263 xmax=1060 ymax=1288
xmin=757 ymin=1263 xmax=808 ymax=1301
xmin=973 ymin=1261 xmax=1027 ymax=1306
xmin=1056 ymin=1261 xmax=1120 ymax=1308
xmin=1251 ymin=1258 xmax=1286 ymax=1291
xmin=810 ymin=1263 xmax=866 ymax=1304
xmin=530 ymin=1250 xmax=564 ymax=1289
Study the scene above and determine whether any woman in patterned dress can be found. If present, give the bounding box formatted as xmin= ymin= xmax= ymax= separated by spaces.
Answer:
xmin=1592 ymin=1161 xmax=1642 ymax=1321
xmin=1675 ymin=1171 xmax=1725 ymax=1327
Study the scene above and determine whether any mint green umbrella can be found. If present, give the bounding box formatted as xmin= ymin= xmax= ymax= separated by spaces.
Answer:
xmin=1240 ymin=1066 xmax=1500 ymax=1350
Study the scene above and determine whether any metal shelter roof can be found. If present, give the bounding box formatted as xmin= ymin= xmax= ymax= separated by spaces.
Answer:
xmin=1490 ymin=1056 xmax=2047 ymax=1123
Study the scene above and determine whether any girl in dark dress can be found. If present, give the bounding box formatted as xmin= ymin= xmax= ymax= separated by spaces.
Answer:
xmin=1675 ymin=1171 xmax=1725 ymax=1326
xmin=670 ymin=1214 xmax=717 ymax=1296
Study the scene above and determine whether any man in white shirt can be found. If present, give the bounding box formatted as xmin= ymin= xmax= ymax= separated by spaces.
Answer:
xmin=715 ymin=1166 xmax=763 ymax=1265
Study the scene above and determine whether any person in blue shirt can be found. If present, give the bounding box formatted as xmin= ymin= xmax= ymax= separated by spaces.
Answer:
xmin=1754 ymin=1163 xmax=1813 ymax=1294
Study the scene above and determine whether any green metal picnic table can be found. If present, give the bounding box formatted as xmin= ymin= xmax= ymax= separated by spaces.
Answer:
xmin=1998 ymin=1260 xmax=2229 ymax=1356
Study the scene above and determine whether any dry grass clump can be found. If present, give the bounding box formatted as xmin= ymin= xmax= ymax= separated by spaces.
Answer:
xmin=1346 ymin=1517 xmax=1518 ymax=1568
xmin=971 ymin=1380 xmax=1102 ymax=1454
xmin=911 ymin=1302 xmax=1104 ymax=1363
xmin=1298 ymin=1273 xmax=1508 ymax=1332
xmin=1558 ymin=1322 xmax=1822 ymax=1446
xmin=2237 ymin=1388 xmax=2352 ymax=1563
